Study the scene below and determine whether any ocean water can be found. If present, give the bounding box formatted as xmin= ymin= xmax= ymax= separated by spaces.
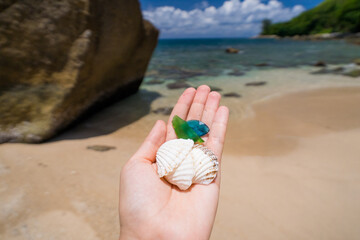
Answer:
xmin=144 ymin=38 xmax=360 ymax=83
xmin=139 ymin=38 xmax=360 ymax=114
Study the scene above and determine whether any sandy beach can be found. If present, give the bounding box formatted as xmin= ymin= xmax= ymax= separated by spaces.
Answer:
xmin=1 ymin=68 xmax=360 ymax=239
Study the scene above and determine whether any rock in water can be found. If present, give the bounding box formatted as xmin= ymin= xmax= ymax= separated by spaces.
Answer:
xmin=145 ymin=79 xmax=165 ymax=85
xmin=225 ymin=48 xmax=239 ymax=54
xmin=166 ymin=82 xmax=191 ymax=89
xmin=353 ymin=59 xmax=360 ymax=66
xmin=228 ymin=70 xmax=245 ymax=76
xmin=255 ymin=63 xmax=269 ymax=67
xmin=245 ymin=81 xmax=267 ymax=87
xmin=0 ymin=0 xmax=159 ymax=143
xmin=344 ymin=69 xmax=360 ymax=78
xmin=223 ymin=92 xmax=242 ymax=98
xmin=313 ymin=61 xmax=326 ymax=67
xmin=208 ymin=86 xmax=223 ymax=92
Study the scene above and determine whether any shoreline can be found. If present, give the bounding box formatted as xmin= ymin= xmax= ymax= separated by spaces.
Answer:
xmin=255 ymin=33 xmax=360 ymax=46
xmin=144 ymin=66 xmax=360 ymax=113
xmin=255 ymin=32 xmax=360 ymax=41
xmin=1 ymin=68 xmax=360 ymax=239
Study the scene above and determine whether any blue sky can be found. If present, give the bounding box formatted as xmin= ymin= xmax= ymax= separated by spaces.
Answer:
xmin=140 ymin=0 xmax=322 ymax=11
xmin=140 ymin=0 xmax=324 ymax=38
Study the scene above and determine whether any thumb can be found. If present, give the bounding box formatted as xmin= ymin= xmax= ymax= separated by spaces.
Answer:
xmin=131 ymin=120 xmax=166 ymax=163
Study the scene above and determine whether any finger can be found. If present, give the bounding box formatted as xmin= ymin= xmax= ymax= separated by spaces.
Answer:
xmin=201 ymin=91 xmax=221 ymax=128
xmin=166 ymin=87 xmax=196 ymax=141
xmin=186 ymin=85 xmax=211 ymax=120
xmin=132 ymin=120 xmax=166 ymax=163
xmin=205 ymin=106 xmax=229 ymax=161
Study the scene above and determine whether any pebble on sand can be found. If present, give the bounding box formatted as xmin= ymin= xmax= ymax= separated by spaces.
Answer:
xmin=245 ymin=81 xmax=267 ymax=86
xmin=223 ymin=92 xmax=242 ymax=98
xmin=152 ymin=107 xmax=174 ymax=115
xmin=87 ymin=145 xmax=116 ymax=152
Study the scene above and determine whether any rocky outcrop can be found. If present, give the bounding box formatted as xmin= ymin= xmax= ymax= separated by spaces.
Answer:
xmin=0 ymin=0 xmax=159 ymax=143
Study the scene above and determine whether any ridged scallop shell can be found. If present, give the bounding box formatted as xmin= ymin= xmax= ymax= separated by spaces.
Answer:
xmin=192 ymin=144 xmax=218 ymax=184
xmin=165 ymin=152 xmax=195 ymax=190
xmin=156 ymin=139 xmax=194 ymax=177
xmin=156 ymin=139 xmax=219 ymax=190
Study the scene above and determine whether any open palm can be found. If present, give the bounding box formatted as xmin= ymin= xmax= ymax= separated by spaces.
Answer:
xmin=119 ymin=85 xmax=229 ymax=240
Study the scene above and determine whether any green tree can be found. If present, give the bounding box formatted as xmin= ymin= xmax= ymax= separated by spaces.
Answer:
xmin=261 ymin=19 xmax=272 ymax=35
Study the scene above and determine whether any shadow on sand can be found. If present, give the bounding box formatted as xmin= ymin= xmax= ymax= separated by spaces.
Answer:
xmin=51 ymin=89 xmax=161 ymax=141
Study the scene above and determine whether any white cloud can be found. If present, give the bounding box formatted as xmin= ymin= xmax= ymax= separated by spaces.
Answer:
xmin=143 ymin=0 xmax=305 ymax=38
xmin=194 ymin=1 xmax=210 ymax=9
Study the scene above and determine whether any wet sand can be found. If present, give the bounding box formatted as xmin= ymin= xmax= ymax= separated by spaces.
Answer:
xmin=1 ymin=70 xmax=360 ymax=239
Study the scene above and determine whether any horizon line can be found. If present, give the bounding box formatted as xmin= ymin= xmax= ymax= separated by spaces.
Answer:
xmin=158 ymin=36 xmax=258 ymax=40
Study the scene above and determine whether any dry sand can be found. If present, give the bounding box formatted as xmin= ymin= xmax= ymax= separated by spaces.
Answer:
xmin=1 ymin=69 xmax=360 ymax=239
xmin=213 ymin=87 xmax=360 ymax=240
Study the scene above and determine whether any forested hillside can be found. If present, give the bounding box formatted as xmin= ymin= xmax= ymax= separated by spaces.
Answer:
xmin=262 ymin=0 xmax=360 ymax=36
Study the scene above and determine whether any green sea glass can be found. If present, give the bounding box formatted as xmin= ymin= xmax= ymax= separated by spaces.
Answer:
xmin=172 ymin=115 xmax=204 ymax=143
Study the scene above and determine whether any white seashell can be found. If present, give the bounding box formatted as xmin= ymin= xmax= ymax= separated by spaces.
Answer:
xmin=192 ymin=144 xmax=218 ymax=184
xmin=156 ymin=139 xmax=218 ymax=190
xmin=156 ymin=139 xmax=194 ymax=177
xmin=165 ymin=151 xmax=195 ymax=190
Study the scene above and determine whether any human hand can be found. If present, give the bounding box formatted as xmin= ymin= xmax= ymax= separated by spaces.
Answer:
xmin=119 ymin=85 xmax=229 ymax=240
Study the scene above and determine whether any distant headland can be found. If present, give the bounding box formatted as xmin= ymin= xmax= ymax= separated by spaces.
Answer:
xmin=257 ymin=0 xmax=360 ymax=44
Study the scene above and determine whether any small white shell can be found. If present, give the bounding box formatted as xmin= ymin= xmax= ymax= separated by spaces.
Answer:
xmin=192 ymin=144 xmax=218 ymax=184
xmin=156 ymin=139 xmax=218 ymax=190
xmin=156 ymin=139 xmax=194 ymax=177
xmin=165 ymin=152 xmax=195 ymax=190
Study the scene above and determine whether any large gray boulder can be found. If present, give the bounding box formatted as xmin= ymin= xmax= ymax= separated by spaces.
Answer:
xmin=0 ymin=0 xmax=159 ymax=143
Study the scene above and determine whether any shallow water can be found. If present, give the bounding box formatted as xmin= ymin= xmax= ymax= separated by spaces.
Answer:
xmin=145 ymin=38 xmax=360 ymax=82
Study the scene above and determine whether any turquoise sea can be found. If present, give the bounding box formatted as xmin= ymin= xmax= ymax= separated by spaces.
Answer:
xmin=144 ymin=38 xmax=360 ymax=83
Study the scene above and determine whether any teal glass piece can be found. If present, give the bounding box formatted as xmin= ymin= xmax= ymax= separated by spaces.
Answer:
xmin=187 ymin=120 xmax=210 ymax=137
xmin=172 ymin=115 xmax=204 ymax=143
